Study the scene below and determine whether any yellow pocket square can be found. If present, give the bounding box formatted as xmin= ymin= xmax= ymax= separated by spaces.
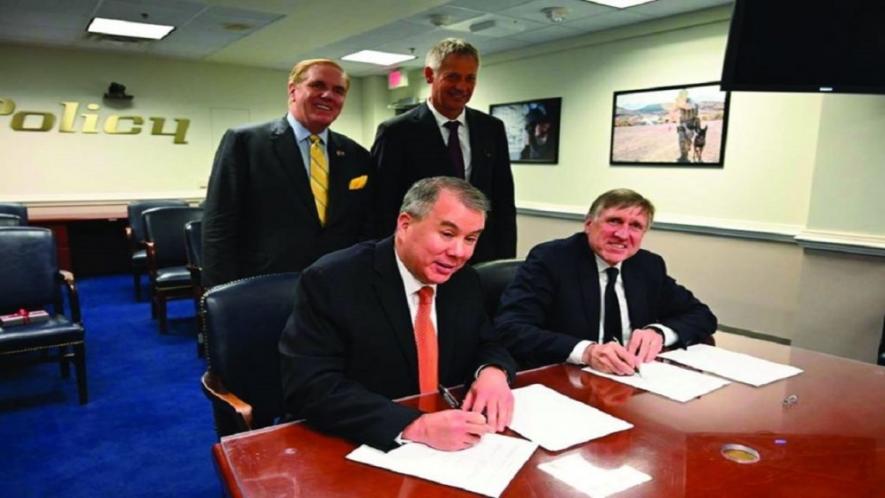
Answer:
xmin=349 ymin=175 xmax=368 ymax=190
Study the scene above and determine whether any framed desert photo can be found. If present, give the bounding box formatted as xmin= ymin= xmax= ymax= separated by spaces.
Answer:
xmin=489 ymin=97 xmax=561 ymax=164
xmin=610 ymin=82 xmax=730 ymax=167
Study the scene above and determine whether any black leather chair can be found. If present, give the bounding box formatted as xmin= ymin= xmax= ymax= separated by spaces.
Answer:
xmin=0 ymin=227 xmax=87 ymax=404
xmin=0 ymin=202 xmax=28 ymax=225
xmin=0 ymin=213 xmax=22 ymax=226
xmin=184 ymin=220 xmax=205 ymax=356
xmin=126 ymin=199 xmax=189 ymax=301
xmin=143 ymin=206 xmax=203 ymax=333
xmin=201 ymin=272 xmax=299 ymax=438
xmin=473 ymin=258 xmax=524 ymax=317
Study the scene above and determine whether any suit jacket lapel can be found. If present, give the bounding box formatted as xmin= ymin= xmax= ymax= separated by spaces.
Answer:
xmin=575 ymin=234 xmax=602 ymax=339
xmin=465 ymin=108 xmax=490 ymax=185
xmin=435 ymin=280 xmax=458 ymax=379
xmin=324 ymin=131 xmax=348 ymax=225
xmin=622 ymin=257 xmax=648 ymax=329
xmin=270 ymin=117 xmax=318 ymax=220
xmin=372 ymin=238 xmax=419 ymax=385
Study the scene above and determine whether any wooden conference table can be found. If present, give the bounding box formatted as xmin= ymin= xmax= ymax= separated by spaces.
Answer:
xmin=213 ymin=336 xmax=885 ymax=497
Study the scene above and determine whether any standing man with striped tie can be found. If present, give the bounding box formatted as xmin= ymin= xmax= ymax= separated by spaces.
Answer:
xmin=280 ymin=177 xmax=516 ymax=451
xmin=202 ymin=59 xmax=373 ymax=289
xmin=371 ymin=39 xmax=516 ymax=264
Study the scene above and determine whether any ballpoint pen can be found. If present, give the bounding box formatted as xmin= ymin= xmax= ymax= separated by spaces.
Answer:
xmin=611 ymin=337 xmax=643 ymax=378
xmin=438 ymin=384 xmax=461 ymax=409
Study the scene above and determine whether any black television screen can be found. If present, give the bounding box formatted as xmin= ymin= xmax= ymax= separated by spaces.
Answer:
xmin=721 ymin=1 xmax=885 ymax=95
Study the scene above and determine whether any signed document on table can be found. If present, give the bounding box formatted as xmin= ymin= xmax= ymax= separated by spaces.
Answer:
xmin=346 ymin=433 xmax=538 ymax=498
xmin=584 ymin=361 xmax=731 ymax=403
xmin=659 ymin=344 xmax=803 ymax=387
xmin=509 ymin=384 xmax=633 ymax=451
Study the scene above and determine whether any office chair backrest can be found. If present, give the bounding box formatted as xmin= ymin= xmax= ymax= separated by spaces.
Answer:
xmin=0 ymin=227 xmax=58 ymax=311
xmin=0 ymin=202 xmax=28 ymax=225
xmin=203 ymin=272 xmax=299 ymax=432
xmin=0 ymin=214 xmax=22 ymax=227
xmin=473 ymin=258 xmax=525 ymax=317
xmin=127 ymin=199 xmax=188 ymax=243
xmin=184 ymin=220 xmax=203 ymax=269
xmin=143 ymin=207 xmax=203 ymax=268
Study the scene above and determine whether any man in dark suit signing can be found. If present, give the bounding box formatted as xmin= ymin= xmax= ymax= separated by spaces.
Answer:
xmin=280 ymin=177 xmax=516 ymax=451
xmin=371 ymin=38 xmax=516 ymax=263
xmin=201 ymin=59 xmax=372 ymax=288
xmin=497 ymin=188 xmax=717 ymax=373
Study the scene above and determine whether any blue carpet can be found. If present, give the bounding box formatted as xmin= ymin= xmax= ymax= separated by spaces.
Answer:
xmin=0 ymin=275 xmax=220 ymax=497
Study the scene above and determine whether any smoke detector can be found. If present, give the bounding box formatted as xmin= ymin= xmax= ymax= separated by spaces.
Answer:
xmin=542 ymin=7 xmax=569 ymax=23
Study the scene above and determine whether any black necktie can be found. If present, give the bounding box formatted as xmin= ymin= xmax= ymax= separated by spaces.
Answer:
xmin=603 ymin=267 xmax=622 ymax=344
xmin=444 ymin=121 xmax=465 ymax=179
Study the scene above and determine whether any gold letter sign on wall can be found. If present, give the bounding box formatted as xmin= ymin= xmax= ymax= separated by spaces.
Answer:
xmin=0 ymin=97 xmax=190 ymax=144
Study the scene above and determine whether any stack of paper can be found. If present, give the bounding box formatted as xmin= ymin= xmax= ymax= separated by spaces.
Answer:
xmin=346 ymin=433 xmax=537 ymax=498
xmin=584 ymin=361 xmax=731 ymax=403
xmin=538 ymin=453 xmax=652 ymax=497
xmin=509 ymin=384 xmax=633 ymax=451
xmin=659 ymin=344 xmax=803 ymax=386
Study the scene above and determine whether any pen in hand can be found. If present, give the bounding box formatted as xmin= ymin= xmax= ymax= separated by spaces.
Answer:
xmin=438 ymin=384 xmax=461 ymax=409
xmin=611 ymin=337 xmax=643 ymax=378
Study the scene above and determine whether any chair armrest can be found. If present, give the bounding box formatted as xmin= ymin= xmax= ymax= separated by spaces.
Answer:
xmin=145 ymin=241 xmax=158 ymax=278
xmin=201 ymin=371 xmax=254 ymax=432
xmin=58 ymin=270 xmax=82 ymax=323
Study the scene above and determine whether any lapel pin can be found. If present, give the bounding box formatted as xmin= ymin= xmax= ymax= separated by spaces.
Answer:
xmin=336 ymin=150 xmax=346 ymax=157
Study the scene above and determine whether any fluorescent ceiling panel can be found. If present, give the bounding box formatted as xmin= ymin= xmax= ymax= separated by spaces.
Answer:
xmin=341 ymin=50 xmax=416 ymax=66
xmin=583 ymin=0 xmax=656 ymax=8
xmin=87 ymin=17 xmax=175 ymax=40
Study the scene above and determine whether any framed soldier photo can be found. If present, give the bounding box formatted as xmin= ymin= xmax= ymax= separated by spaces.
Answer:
xmin=489 ymin=97 xmax=561 ymax=164
xmin=610 ymin=82 xmax=730 ymax=167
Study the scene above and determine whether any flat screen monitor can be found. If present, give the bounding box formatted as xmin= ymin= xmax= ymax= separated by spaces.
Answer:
xmin=721 ymin=1 xmax=885 ymax=95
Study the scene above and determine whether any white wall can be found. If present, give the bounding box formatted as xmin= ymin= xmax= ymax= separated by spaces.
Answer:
xmin=0 ymin=44 xmax=366 ymax=203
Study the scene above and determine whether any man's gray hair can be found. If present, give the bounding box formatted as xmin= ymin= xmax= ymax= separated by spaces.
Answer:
xmin=586 ymin=188 xmax=656 ymax=225
xmin=400 ymin=176 xmax=489 ymax=219
xmin=425 ymin=38 xmax=480 ymax=72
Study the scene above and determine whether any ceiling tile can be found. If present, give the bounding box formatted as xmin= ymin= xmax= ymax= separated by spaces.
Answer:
xmin=499 ymin=0 xmax=612 ymax=24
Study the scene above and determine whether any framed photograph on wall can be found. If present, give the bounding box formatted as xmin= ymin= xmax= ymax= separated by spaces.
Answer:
xmin=489 ymin=97 xmax=561 ymax=164
xmin=610 ymin=81 xmax=730 ymax=167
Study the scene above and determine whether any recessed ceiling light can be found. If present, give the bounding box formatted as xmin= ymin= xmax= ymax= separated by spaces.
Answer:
xmin=87 ymin=17 xmax=175 ymax=40
xmin=341 ymin=50 xmax=416 ymax=66
xmin=583 ymin=0 xmax=656 ymax=8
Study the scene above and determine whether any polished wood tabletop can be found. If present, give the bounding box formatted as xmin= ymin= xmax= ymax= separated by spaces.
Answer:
xmin=213 ymin=336 xmax=885 ymax=497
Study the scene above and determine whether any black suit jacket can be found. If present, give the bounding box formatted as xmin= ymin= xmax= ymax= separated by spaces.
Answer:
xmin=201 ymin=116 xmax=373 ymax=288
xmin=371 ymin=103 xmax=516 ymax=263
xmin=279 ymin=237 xmax=516 ymax=450
xmin=496 ymin=233 xmax=717 ymax=369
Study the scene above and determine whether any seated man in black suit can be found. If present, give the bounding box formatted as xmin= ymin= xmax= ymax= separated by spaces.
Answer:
xmin=280 ymin=177 xmax=516 ymax=451
xmin=497 ymin=188 xmax=716 ymax=374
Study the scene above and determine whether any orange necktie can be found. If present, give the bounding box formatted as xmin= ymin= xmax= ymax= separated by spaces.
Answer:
xmin=414 ymin=286 xmax=438 ymax=394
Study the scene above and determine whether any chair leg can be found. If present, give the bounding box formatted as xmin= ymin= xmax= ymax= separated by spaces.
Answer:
xmin=150 ymin=286 xmax=158 ymax=319
xmin=73 ymin=342 xmax=87 ymax=405
xmin=59 ymin=345 xmax=71 ymax=378
xmin=133 ymin=271 xmax=142 ymax=301
xmin=157 ymin=293 xmax=168 ymax=333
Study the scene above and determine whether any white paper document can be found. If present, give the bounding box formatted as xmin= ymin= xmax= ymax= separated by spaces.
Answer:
xmin=538 ymin=453 xmax=652 ymax=497
xmin=583 ymin=361 xmax=730 ymax=403
xmin=509 ymin=384 xmax=633 ymax=451
xmin=346 ymin=433 xmax=538 ymax=498
xmin=659 ymin=344 xmax=803 ymax=387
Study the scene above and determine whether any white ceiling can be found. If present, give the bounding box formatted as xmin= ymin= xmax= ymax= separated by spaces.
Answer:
xmin=0 ymin=0 xmax=733 ymax=76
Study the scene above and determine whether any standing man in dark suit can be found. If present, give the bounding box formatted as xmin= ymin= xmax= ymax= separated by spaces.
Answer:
xmin=497 ymin=189 xmax=717 ymax=373
xmin=202 ymin=59 xmax=372 ymax=289
xmin=280 ymin=177 xmax=516 ymax=451
xmin=371 ymin=38 xmax=516 ymax=264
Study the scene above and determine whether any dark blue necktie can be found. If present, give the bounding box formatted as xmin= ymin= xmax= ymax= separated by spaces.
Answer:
xmin=444 ymin=121 xmax=465 ymax=179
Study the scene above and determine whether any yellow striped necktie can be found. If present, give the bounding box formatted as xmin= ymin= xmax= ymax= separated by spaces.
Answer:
xmin=308 ymin=134 xmax=328 ymax=226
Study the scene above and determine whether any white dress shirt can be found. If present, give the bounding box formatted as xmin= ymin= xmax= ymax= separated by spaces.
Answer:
xmin=426 ymin=99 xmax=472 ymax=180
xmin=394 ymin=250 xmax=437 ymax=334
xmin=567 ymin=255 xmax=678 ymax=364
xmin=286 ymin=112 xmax=329 ymax=175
